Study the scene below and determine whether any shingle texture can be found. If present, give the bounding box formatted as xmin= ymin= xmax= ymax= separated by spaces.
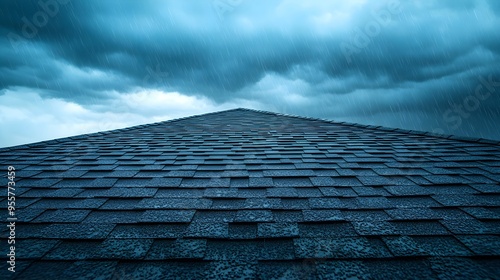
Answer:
xmin=1 ymin=108 xmax=500 ymax=279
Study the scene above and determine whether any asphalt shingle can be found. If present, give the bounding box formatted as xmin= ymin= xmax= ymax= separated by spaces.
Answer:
xmin=294 ymin=237 xmax=393 ymax=259
xmin=2 ymin=108 xmax=499 ymax=278
xmin=146 ymin=239 xmax=207 ymax=260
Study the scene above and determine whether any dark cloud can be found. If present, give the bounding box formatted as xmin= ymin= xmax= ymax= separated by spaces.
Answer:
xmin=1 ymin=0 xmax=500 ymax=145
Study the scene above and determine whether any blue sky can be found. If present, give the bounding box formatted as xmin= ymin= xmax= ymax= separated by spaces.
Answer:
xmin=1 ymin=0 xmax=500 ymax=147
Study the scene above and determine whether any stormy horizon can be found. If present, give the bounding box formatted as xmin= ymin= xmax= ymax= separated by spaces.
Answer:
xmin=1 ymin=0 xmax=500 ymax=148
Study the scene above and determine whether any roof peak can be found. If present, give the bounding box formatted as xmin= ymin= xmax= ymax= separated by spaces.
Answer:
xmin=1 ymin=107 xmax=498 ymax=151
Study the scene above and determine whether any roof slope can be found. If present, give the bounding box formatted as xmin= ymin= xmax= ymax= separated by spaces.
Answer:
xmin=1 ymin=108 xmax=500 ymax=279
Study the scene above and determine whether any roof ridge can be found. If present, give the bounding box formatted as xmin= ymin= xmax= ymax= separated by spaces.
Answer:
xmin=1 ymin=107 xmax=498 ymax=152
xmin=237 ymin=108 xmax=500 ymax=146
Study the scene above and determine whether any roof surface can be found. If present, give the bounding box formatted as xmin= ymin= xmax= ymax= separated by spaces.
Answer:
xmin=1 ymin=108 xmax=500 ymax=279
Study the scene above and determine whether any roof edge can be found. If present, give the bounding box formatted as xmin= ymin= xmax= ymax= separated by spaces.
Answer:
xmin=0 ymin=108 xmax=243 ymax=152
xmin=238 ymin=108 xmax=500 ymax=146
xmin=1 ymin=107 xmax=498 ymax=152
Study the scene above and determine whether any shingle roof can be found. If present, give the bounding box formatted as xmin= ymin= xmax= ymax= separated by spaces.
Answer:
xmin=1 ymin=108 xmax=500 ymax=279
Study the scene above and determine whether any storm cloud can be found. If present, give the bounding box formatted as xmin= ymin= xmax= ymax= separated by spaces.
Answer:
xmin=1 ymin=0 xmax=500 ymax=147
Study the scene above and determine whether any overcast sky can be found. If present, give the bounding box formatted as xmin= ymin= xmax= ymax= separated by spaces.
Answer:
xmin=1 ymin=0 xmax=500 ymax=147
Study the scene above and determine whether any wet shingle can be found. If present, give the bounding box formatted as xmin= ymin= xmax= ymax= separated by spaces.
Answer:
xmin=264 ymin=169 xmax=315 ymax=177
xmin=364 ymin=259 xmax=437 ymax=280
xmin=76 ymin=188 xmax=158 ymax=198
xmin=205 ymin=240 xmax=294 ymax=261
xmin=105 ymin=170 xmax=139 ymax=178
xmin=193 ymin=210 xmax=236 ymax=223
xmin=110 ymin=224 xmax=187 ymax=239
xmin=15 ymin=261 xmax=73 ymax=279
xmin=3 ymin=108 xmax=500 ymax=278
xmin=352 ymin=221 xmax=398 ymax=236
xmin=248 ymin=177 xmax=274 ymax=187
xmin=238 ymin=188 xmax=267 ymax=198
xmin=166 ymin=170 xmax=196 ymax=177
xmin=357 ymin=175 xmax=396 ymax=186
xmin=228 ymin=223 xmax=257 ymax=239
xmin=30 ymin=198 xmax=108 ymax=209
xmin=147 ymin=177 xmax=183 ymax=187
xmin=342 ymin=210 xmax=390 ymax=221
xmin=439 ymin=219 xmax=491 ymax=234
xmin=211 ymin=198 xmax=246 ymax=210
xmin=384 ymin=185 xmax=431 ymax=196
xmin=267 ymin=188 xmax=299 ymax=197
xmin=299 ymin=222 xmax=357 ymax=238
xmin=281 ymin=198 xmax=310 ymax=209
xmin=140 ymin=210 xmax=195 ymax=223
xmin=115 ymin=261 xmax=211 ymax=279
xmin=257 ymin=222 xmax=299 ymax=238
xmin=155 ymin=188 xmax=204 ymax=198
xmin=62 ymin=261 xmax=118 ymax=280
xmin=94 ymin=238 xmax=153 ymax=259
xmin=41 ymin=223 xmax=115 ymax=239
xmin=461 ymin=207 xmax=500 ymax=219
xmin=185 ymin=222 xmax=229 ymax=238
xmin=146 ymin=239 xmax=207 ymax=260
xmin=15 ymin=239 xmax=59 ymax=259
xmin=393 ymin=221 xmax=451 ymax=235
xmin=99 ymin=198 xmax=142 ymax=210
xmin=244 ymin=198 xmax=282 ymax=209
xmin=386 ymin=208 xmax=441 ymax=220
xmin=273 ymin=210 xmax=304 ymax=222
xmin=294 ymin=237 xmax=392 ymax=259
xmin=44 ymin=241 xmax=102 ymax=260
xmin=354 ymin=186 xmax=391 ymax=196
xmin=388 ymin=197 xmax=442 ymax=208
xmin=302 ymin=210 xmax=343 ymax=222
xmin=136 ymin=198 xmax=212 ymax=209
xmin=86 ymin=178 xmax=118 ymax=188
xmin=424 ymin=175 xmax=471 ymax=184
xmin=52 ymin=179 xmax=93 ymax=188
xmin=433 ymin=194 xmax=500 ymax=207
xmin=296 ymin=187 xmax=322 ymax=197
xmin=207 ymin=260 xmax=257 ymax=279
xmin=15 ymin=208 xmax=46 ymax=222
xmin=23 ymin=188 xmax=84 ymax=198
xmin=13 ymin=224 xmax=48 ymax=238
xmin=134 ymin=170 xmax=168 ymax=178
xmin=356 ymin=197 xmax=393 ymax=209
xmin=256 ymin=261 xmax=319 ymax=279
xmin=180 ymin=178 xmax=210 ymax=187
xmin=204 ymin=188 xmax=239 ymax=198
xmin=470 ymin=184 xmax=500 ymax=194
xmin=114 ymin=178 xmax=151 ymax=187
xmin=429 ymin=257 xmax=498 ymax=279
xmin=456 ymin=235 xmax=500 ymax=256
xmin=204 ymin=240 xmax=259 ymax=261
xmin=207 ymin=178 xmax=232 ymax=187
xmin=411 ymin=236 xmax=472 ymax=256
xmin=35 ymin=209 xmax=90 ymax=223
xmin=327 ymin=177 xmax=363 ymax=187
xmin=382 ymin=236 xmax=427 ymax=257
xmin=83 ymin=210 xmax=143 ymax=223
xmin=17 ymin=178 xmax=61 ymax=188
xmin=273 ymin=177 xmax=312 ymax=187
xmin=235 ymin=210 xmax=274 ymax=222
